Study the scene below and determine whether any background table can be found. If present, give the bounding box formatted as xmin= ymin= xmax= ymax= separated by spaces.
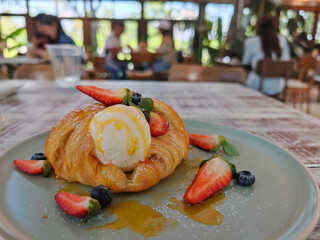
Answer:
xmin=1 ymin=80 xmax=320 ymax=239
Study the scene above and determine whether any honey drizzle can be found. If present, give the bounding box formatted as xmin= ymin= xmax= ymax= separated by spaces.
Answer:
xmin=88 ymin=200 xmax=177 ymax=238
xmin=168 ymin=192 xmax=226 ymax=225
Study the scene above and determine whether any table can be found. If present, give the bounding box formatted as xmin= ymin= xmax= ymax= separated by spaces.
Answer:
xmin=0 ymin=56 xmax=49 ymax=78
xmin=214 ymin=57 xmax=251 ymax=71
xmin=1 ymin=80 xmax=320 ymax=239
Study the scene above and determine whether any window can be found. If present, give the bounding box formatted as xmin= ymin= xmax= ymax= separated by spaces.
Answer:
xmin=0 ymin=16 xmax=27 ymax=58
xmin=205 ymin=3 xmax=234 ymax=43
xmin=173 ymin=22 xmax=195 ymax=54
xmin=57 ymin=0 xmax=85 ymax=18
xmin=0 ymin=0 xmax=27 ymax=14
xmin=120 ymin=20 xmax=138 ymax=49
xmin=147 ymin=21 xmax=162 ymax=52
xmin=94 ymin=20 xmax=112 ymax=54
xmin=28 ymin=0 xmax=57 ymax=16
xmin=92 ymin=0 xmax=141 ymax=19
xmin=61 ymin=19 xmax=83 ymax=46
xmin=144 ymin=1 xmax=199 ymax=20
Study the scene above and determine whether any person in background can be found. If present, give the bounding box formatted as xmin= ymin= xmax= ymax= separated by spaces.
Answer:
xmin=242 ymin=14 xmax=290 ymax=96
xmin=154 ymin=20 xmax=176 ymax=77
xmin=103 ymin=20 xmax=127 ymax=79
xmin=28 ymin=14 xmax=75 ymax=60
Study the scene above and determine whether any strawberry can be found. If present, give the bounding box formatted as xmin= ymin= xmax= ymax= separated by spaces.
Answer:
xmin=55 ymin=192 xmax=101 ymax=223
xmin=188 ymin=133 xmax=220 ymax=151
xmin=76 ymin=85 xmax=128 ymax=106
xmin=184 ymin=156 xmax=232 ymax=205
xmin=13 ymin=159 xmax=53 ymax=177
xmin=188 ymin=133 xmax=239 ymax=156
xmin=149 ymin=112 xmax=169 ymax=137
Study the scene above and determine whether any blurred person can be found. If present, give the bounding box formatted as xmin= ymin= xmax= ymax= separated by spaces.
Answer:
xmin=242 ymin=14 xmax=290 ymax=96
xmin=103 ymin=20 xmax=127 ymax=79
xmin=154 ymin=20 xmax=176 ymax=76
xmin=28 ymin=14 xmax=74 ymax=60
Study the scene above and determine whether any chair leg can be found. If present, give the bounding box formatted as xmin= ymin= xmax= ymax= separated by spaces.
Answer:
xmin=306 ymin=92 xmax=310 ymax=114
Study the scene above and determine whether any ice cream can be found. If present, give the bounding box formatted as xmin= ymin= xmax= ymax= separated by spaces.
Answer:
xmin=90 ymin=104 xmax=151 ymax=172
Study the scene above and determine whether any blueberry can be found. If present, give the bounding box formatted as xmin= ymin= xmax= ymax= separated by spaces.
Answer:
xmin=143 ymin=111 xmax=150 ymax=122
xmin=31 ymin=153 xmax=47 ymax=160
xmin=132 ymin=93 xmax=142 ymax=105
xmin=91 ymin=185 xmax=112 ymax=207
xmin=235 ymin=171 xmax=255 ymax=186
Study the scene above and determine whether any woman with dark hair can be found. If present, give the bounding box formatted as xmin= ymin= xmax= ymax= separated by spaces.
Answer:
xmin=242 ymin=14 xmax=290 ymax=95
xmin=154 ymin=20 xmax=176 ymax=77
xmin=28 ymin=14 xmax=75 ymax=60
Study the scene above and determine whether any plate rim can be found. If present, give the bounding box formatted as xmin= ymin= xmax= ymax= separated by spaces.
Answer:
xmin=0 ymin=120 xmax=319 ymax=240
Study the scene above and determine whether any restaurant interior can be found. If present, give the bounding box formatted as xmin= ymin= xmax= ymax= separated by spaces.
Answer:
xmin=1 ymin=0 xmax=320 ymax=115
xmin=2 ymin=0 xmax=320 ymax=239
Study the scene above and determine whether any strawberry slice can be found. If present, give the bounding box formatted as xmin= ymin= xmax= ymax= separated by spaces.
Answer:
xmin=76 ymin=85 xmax=128 ymax=106
xmin=149 ymin=112 xmax=169 ymax=137
xmin=184 ymin=156 xmax=232 ymax=205
xmin=188 ymin=133 xmax=220 ymax=151
xmin=55 ymin=192 xmax=101 ymax=223
xmin=13 ymin=159 xmax=53 ymax=177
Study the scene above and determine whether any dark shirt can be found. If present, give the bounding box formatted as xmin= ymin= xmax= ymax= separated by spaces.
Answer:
xmin=56 ymin=33 xmax=75 ymax=45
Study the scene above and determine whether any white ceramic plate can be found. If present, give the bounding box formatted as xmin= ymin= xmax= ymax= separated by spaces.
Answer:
xmin=0 ymin=81 xmax=24 ymax=99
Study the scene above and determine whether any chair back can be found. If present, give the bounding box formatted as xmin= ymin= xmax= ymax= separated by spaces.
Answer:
xmin=92 ymin=56 xmax=109 ymax=79
xmin=168 ymin=64 xmax=245 ymax=84
xmin=14 ymin=64 xmax=54 ymax=80
xmin=130 ymin=51 xmax=157 ymax=65
xmin=256 ymin=59 xmax=294 ymax=92
xmin=297 ymin=55 xmax=319 ymax=85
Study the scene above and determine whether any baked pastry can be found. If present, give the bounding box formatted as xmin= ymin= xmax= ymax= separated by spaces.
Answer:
xmin=45 ymin=86 xmax=189 ymax=192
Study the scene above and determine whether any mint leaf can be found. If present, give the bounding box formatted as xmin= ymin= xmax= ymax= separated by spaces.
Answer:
xmin=222 ymin=140 xmax=239 ymax=156
xmin=138 ymin=97 xmax=154 ymax=111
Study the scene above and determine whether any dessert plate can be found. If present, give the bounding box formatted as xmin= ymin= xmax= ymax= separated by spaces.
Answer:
xmin=0 ymin=120 xmax=319 ymax=240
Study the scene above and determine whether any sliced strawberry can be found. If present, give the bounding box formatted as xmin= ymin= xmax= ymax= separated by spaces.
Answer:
xmin=76 ymin=85 xmax=128 ymax=106
xmin=149 ymin=112 xmax=169 ymax=137
xmin=55 ymin=192 xmax=101 ymax=223
xmin=184 ymin=156 xmax=232 ymax=205
xmin=188 ymin=133 xmax=220 ymax=151
xmin=13 ymin=159 xmax=53 ymax=177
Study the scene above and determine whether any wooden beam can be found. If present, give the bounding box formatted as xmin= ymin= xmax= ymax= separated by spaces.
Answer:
xmin=312 ymin=11 xmax=319 ymax=44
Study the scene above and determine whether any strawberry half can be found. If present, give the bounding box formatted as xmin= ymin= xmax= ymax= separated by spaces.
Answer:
xmin=184 ymin=156 xmax=232 ymax=205
xmin=76 ymin=85 xmax=128 ymax=106
xmin=149 ymin=112 xmax=169 ymax=137
xmin=13 ymin=159 xmax=53 ymax=177
xmin=55 ymin=192 xmax=101 ymax=223
xmin=188 ymin=133 xmax=220 ymax=151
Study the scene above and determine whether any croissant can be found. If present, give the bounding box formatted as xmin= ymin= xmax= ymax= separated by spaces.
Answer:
xmin=45 ymin=99 xmax=189 ymax=192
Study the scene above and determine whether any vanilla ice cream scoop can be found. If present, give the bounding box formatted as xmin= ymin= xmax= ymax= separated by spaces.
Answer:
xmin=90 ymin=104 xmax=151 ymax=172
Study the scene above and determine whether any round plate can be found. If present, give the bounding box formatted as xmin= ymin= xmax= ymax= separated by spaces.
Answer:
xmin=0 ymin=120 xmax=319 ymax=240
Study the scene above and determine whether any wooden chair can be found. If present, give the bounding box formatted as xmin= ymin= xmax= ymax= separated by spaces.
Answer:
xmin=14 ymin=64 xmax=54 ymax=80
xmin=127 ymin=51 xmax=157 ymax=80
xmin=168 ymin=64 xmax=246 ymax=84
xmin=92 ymin=56 xmax=109 ymax=79
xmin=256 ymin=59 xmax=295 ymax=100
xmin=285 ymin=55 xmax=319 ymax=113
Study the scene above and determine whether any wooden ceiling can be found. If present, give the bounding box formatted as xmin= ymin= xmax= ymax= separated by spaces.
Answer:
xmin=282 ymin=0 xmax=320 ymax=11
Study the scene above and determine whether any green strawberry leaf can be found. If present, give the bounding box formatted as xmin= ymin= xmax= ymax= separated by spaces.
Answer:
xmin=224 ymin=160 xmax=237 ymax=179
xmin=222 ymin=140 xmax=239 ymax=156
xmin=138 ymin=97 xmax=154 ymax=111
xmin=82 ymin=199 xmax=101 ymax=224
xmin=210 ymin=141 xmax=221 ymax=153
xmin=199 ymin=159 xmax=209 ymax=169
